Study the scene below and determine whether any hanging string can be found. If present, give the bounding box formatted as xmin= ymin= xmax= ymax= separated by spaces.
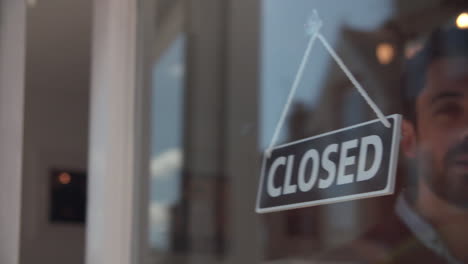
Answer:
xmin=265 ymin=18 xmax=321 ymax=158
xmin=266 ymin=10 xmax=390 ymax=157
xmin=316 ymin=34 xmax=391 ymax=128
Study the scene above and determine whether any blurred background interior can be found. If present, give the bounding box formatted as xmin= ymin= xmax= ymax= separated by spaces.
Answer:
xmin=1 ymin=0 xmax=468 ymax=263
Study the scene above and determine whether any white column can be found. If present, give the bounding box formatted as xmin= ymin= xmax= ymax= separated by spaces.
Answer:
xmin=85 ymin=0 xmax=138 ymax=264
xmin=0 ymin=0 xmax=26 ymax=263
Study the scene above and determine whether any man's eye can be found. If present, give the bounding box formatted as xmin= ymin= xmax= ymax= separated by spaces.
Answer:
xmin=433 ymin=104 xmax=462 ymax=116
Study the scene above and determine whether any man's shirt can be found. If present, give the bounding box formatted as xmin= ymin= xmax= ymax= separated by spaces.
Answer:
xmin=396 ymin=194 xmax=462 ymax=264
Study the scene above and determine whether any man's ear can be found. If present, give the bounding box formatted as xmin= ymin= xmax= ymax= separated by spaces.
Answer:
xmin=401 ymin=119 xmax=417 ymax=158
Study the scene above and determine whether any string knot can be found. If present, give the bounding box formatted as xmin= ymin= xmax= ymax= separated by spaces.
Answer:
xmin=305 ymin=10 xmax=322 ymax=36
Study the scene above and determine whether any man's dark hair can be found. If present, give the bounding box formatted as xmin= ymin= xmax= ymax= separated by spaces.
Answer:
xmin=402 ymin=27 xmax=468 ymax=122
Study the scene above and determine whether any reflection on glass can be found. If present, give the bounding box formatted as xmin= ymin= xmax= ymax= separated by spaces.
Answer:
xmin=142 ymin=0 xmax=468 ymax=263
xmin=260 ymin=1 xmax=396 ymax=260
xmin=260 ymin=1 xmax=468 ymax=263
xmin=456 ymin=12 xmax=468 ymax=29
xmin=376 ymin=42 xmax=395 ymax=65
xmin=260 ymin=0 xmax=394 ymax=149
xmin=149 ymin=35 xmax=185 ymax=251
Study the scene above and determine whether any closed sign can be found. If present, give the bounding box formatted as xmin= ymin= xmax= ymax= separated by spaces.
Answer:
xmin=256 ymin=114 xmax=401 ymax=213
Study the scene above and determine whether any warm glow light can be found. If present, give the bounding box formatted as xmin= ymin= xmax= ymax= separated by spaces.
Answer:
xmin=456 ymin=12 xmax=468 ymax=29
xmin=58 ymin=173 xmax=72 ymax=185
xmin=376 ymin=43 xmax=395 ymax=65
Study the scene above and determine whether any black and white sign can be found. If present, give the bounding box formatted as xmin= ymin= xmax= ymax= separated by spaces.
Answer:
xmin=256 ymin=114 xmax=402 ymax=213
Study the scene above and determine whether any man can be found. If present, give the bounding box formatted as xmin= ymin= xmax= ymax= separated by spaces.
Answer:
xmin=316 ymin=26 xmax=468 ymax=264
xmin=369 ymin=26 xmax=468 ymax=263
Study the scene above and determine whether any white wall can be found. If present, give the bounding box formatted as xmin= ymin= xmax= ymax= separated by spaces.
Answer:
xmin=20 ymin=0 xmax=92 ymax=264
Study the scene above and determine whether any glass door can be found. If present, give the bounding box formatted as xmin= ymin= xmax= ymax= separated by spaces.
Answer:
xmin=139 ymin=0 xmax=468 ymax=263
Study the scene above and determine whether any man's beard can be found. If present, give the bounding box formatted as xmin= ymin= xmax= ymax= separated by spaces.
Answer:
xmin=419 ymin=140 xmax=468 ymax=210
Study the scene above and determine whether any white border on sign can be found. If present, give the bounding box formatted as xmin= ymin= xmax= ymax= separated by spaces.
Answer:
xmin=255 ymin=114 xmax=402 ymax=214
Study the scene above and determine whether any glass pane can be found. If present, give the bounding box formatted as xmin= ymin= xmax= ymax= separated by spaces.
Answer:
xmin=149 ymin=35 xmax=186 ymax=257
xmin=141 ymin=0 xmax=468 ymax=263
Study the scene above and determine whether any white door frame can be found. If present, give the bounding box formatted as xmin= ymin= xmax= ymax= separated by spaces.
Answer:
xmin=85 ymin=0 xmax=139 ymax=263
xmin=0 ymin=0 xmax=26 ymax=263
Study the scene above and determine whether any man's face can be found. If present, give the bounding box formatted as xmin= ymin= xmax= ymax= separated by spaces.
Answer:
xmin=412 ymin=57 xmax=468 ymax=209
